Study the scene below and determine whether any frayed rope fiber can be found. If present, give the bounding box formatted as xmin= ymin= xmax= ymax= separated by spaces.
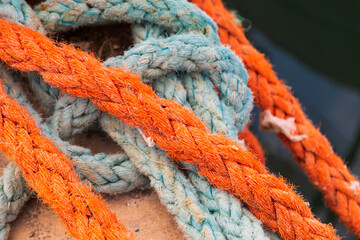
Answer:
xmin=191 ymin=0 xmax=360 ymax=237
xmin=0 ymin=19 xmax=339 ymax=240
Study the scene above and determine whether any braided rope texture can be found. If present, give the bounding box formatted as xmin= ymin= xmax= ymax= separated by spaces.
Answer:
xmin=0 ymin=19 xmax=340 ymax=240
xmin=29 ymin=37 xmax=273 ymax=240
xmin=0 ymin=0 xmax=43 ymax=33
xmin=0 ymin=66 xmax=148 ymax=239
xmin=33 ymin=0 xmax=266 ymax=160
xmin=0 ymin=80 xmax=133 ymax=239
xmin=0 ymin=1 xmax=274 ymax=239
xmin=191 ymin=0 xmax=360 ymax=237
xmin=43 ymin=10 xmax=270 ymax=240
xmin=102 ymin=31 xmax=269 ymax=239
xmin=31 ymin=0 xmax=265 ymax=162
xmin=31 ymin=2 xmax=275 ymax=239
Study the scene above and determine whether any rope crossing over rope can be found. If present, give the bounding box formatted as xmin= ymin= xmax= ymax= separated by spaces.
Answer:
xmin=0 ymin=0 xmax=277 ymax=239
xmin=0 ymin=18 xmax=339 ymax=240
xmin=0 ymin=0 xmax=356 ymax=239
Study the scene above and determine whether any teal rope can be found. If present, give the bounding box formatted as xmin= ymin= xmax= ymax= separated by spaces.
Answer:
xmin=34 ymin=0 xmax=219 ymax=41
xmin=0 ymin=0 xmax=44 ymax=33
xmin=106 ymin=33 xmax=252 ymax=132
xmin=0 ymin=0 xmax=278 ymax=240
xmin=34 ymin=0 xmax=251 ymax=131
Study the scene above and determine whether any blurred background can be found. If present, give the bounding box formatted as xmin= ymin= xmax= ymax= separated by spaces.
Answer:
xmin=223 ymin=0 xmax=360 ymax=239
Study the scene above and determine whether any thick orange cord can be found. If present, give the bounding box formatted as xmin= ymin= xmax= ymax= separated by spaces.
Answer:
xmin=0 ymin=19 xmax=339 ymax=240
xmin=0 ymin=81 xmax=132 ymax=239
xmin=239 ymin=125 xmax=265 ymax=164
xmin=214 ymin=86 xmax=265 ymax=164
xmin=191 ymin=0 xmax=360 ymax=237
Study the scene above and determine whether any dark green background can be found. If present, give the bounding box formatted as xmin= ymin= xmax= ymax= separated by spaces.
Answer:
xmin=224 ymin=0 xmax=360 ymax=89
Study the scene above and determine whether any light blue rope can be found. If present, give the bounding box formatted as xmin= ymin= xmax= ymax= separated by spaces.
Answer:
xmin=0 ymin=0 xmax=44 ymax=33
xmin=34 ymin=0 xmax=220 ymax=42
xmin=0 ymin=0 xmax=279 ymax=239
xmin=34 ymin=0 xmax=251 ymax=131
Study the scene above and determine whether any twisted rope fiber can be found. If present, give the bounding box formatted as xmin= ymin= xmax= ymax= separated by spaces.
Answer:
xmin=33 ymin=0 xmax=265 ymax=159
xmin=34 ymin=0 xmax=251 ymax=132
xmin=0 ymin=80 xmax=133 ymax=239
xmin=2 ymin=67 xmax=148 ymax=195
xmin=31 ymin=1 xmax=272 ymax=238
xmin=0 ymin=1 xmax=261 ymax=239
xmin=30 ymin=29 xmax=273 ymax=240
xmin=102 ymin=32 xmax=271 ymax=239
xmin=31 ymin=1 xmax=269 ymax=236
xmin=35 ymin=0 xmax=265 ymax=158
xmin=0 ymin=68 xmax=148 ymax=239
xmin=0 ymin=0 xmax=44 ymax=33
xmin=6 ymin=69 xmax=229 ymax=240
xmin=33 ymin=0 xmax=265 ymax=161
xmin=24 ymin=34 xmax=268 ymax=239
xmin=0 ymin=0 xmax=272 ymax=239
xmin=0 ymin=19 xmax=339 ymax=240
xmin=35 ymin=0 xmax=220 ymax=42
xmin=27 ymin=22 xmax=266 ymax=240
xmin=191 ymin=0 xmax=360 ymax=237
xmin=23 ymin=33 xmax=273 ymax=239
xmin=2 ymin=57 xmax=269 ymax=240
xmin=1 ymin=0 xmax=266 ymax=239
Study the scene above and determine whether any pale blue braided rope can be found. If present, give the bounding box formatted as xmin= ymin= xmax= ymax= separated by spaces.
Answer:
xmin=35 ymin=0 xmax=220 ymax=42
xmin=0 ymin=0 xmax=44 ymax=33
xmin=0 ymin=0 xmax=278 ymax=239
xmin=34 ymin=0 xmax=251 ymax=131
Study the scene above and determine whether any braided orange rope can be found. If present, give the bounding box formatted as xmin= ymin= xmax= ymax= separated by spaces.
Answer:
xmin=191 ymin=0 xmax=360 ymax=237
xmin=0 ymin=19 xmax=339 ymax=240
xmin=0 ymin=82 xmax=132 ymax=239
xmin=239 ymin=125 xmax=265 ymax=164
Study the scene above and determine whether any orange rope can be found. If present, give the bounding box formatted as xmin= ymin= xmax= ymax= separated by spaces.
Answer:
xmin=0 ymin=82 xmax=132 ymax=239
xmin=0 ymin=19 xmax=339 ymax=240
xmin=214 ymin=86 xmax=265 ymax=164
xmin=191 ymin=0 xmax=360 ymax=237
xmin=239 ymin=125 xmax=265 ymax=165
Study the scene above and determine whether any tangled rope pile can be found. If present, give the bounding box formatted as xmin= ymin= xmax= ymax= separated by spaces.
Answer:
xmin=0 ymin=0 xmax=357 ymax=239
xmin=0 ymin=10 xmax=340 ymax=240
xmin=0 ymin=0 xmax=274 ymax=239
